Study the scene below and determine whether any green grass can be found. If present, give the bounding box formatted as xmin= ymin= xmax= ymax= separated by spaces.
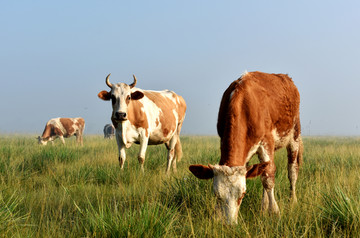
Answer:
xmin=0 ymin=135 xmax=360 ymax=237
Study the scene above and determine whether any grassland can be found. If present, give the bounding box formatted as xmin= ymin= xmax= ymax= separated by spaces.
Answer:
xmin=0 ymin=135 xmax=359 ymax=237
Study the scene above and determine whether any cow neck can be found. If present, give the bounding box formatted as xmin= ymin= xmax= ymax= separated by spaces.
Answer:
xmin=219 ymin=123 xmax=249 ymax=167
xmin=218 ymin=89 xmax=251 ymax=168
xmin=41 ymin=124 xmax=52 ymax=139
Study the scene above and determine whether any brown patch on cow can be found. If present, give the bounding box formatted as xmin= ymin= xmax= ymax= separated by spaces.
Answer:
xmin=60 ymin=118 xmax=75 ymax=136
xmin=217 ymin=71 xmax=301 ymax=167
xmin=53 ymin=127 xmax=64 ymax=137
xmin=75 ymin=118 xmax=85 ymax=130
xmin=127 ymin=100 xmax=149 ymax=130
xmin=41 ymin=124 xmax=52 ymax=139
xmin=143 ymin=91 xmax=183 ymax=137
xmin=41 ymin=123 xmax=63 ymax=138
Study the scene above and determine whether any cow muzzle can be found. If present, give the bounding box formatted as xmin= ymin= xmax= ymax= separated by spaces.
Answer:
xmin=114 ymin=112 xmax=127 ymax=121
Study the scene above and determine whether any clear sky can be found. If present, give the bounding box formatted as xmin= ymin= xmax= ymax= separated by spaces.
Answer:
xmin=1 ymin=1 xmax=360 ymax=136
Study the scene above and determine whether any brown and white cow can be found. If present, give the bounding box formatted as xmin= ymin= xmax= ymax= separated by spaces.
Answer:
xmin=189 ymin=71 xmax=303 ymax=224
xmin=98 ymin=74 xmax=186 ymax=173
xmin=38 ymin=117 xmax=85 ymax=145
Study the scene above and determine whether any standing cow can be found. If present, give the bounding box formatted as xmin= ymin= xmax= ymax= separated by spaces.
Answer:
xmin=98 ymin=74 xmax=186 ymax=173
xmin=189 ymin=71 xmax=303 ymax=224
xmin=38 ymin=117 xmax=85 ymax=145
xmin=103 ymin=124 xmax=115 ymax=139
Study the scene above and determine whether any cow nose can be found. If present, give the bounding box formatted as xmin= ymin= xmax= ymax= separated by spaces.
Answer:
xmin=115 ymin=112 xmax=127 ymax=120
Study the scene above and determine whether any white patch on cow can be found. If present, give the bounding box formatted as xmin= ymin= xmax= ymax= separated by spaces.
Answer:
xmin=257 ymin=142 xmax=271 ymax=162
xmin=120 ymin=121 xmax=128 ymax=146
xmin=119 ymin=121 xmax=139 ymax=148
xmin=272 ymin=128 xmax=294 ymax=149
xmin=51 ymin=118 xmax=69 ymax=136
xmin=289 ymin=133 xmax=300 ymax=151
xmin=111 ymin=83 xmax=132 ymax=119
xmin=212 ymin=165 xmax=247 ymax=224
xmin=245 ymin=141 xmax=260 ymax=162
xmin=172 ymin=109 xmax=179 ymax=123
xmin=38 ymin=137 xmax=48 ymax=145
xmin=241 ymin=70 xmax=249 ymax=78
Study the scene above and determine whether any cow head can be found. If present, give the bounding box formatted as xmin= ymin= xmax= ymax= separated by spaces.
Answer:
xmin=98 ymin=74 xmax=144 ymax=123
xmin=37 ymin=136 xmax=48 ymax=145
xmin=189 ymin=162 xmax=269 ymax=225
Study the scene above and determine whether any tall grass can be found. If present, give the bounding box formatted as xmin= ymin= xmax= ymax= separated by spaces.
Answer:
xmin=319 ymin=186 xmax=360 ymax=236
xmin=0 ymin=135 xmax=359 ymax=237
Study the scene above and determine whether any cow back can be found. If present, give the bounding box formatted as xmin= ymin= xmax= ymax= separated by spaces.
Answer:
xmin=217 ymin=71 xmax=300 ymax=166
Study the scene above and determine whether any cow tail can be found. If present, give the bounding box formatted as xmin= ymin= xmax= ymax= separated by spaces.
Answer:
xmin=175 ymin=136 xmax=183 ymax=162
xmin=297 ymin=136 xmax=303 ymax=166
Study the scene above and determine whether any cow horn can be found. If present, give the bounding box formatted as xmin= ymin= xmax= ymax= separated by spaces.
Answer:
xmin=105 ymin=73 xmax=113 ymax=88
xmin=129 ymin=74 xmax=137 ymax=88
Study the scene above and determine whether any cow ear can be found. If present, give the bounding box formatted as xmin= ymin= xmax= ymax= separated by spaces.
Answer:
xmin=131 ymin=91 xmax=144 ymax=100
xmin=246 ymin=162 xmax=269 ymax=179
xmin=189 ymin=164 xmax=214 ymax=179
xmin=98 ymin=90 xmax=111 ymax=101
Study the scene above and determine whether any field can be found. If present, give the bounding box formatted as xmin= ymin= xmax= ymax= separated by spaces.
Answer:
xmin=0 ymin=135 xmax=359 ymax=237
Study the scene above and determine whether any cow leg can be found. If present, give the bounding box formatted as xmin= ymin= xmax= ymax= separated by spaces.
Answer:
xmin=260 ymin=161 xmax=279 ymax=214
xmin=75 ymin=134 xmax=80 ymax=145
xmin=258 ymin=145 xmax=279 ymax=214
xmin=287 ymin=136 xmax=302 ymax=204
xmin=257 ymin=145 xmax=270 ymax=212
xmin=116 ymin=132 xmax=126 ymax=169
xmin=138 ymin=136 xmax=149 ymax=172
xmin=77 ymin=133 xmax=83 ymax=146
xmin=261 ymin=188 xmax=269 ymax=211
xmin=166 ymin=136 xmax=177 ymax=174
xmin=59 ymin=136 xmax=65 ymax=145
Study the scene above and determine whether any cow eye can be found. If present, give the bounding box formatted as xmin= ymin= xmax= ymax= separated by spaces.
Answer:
xmin=126 ymin=95 xmax=131 ymax=102
xmin=111 ymin=95 xmax=116 ymax=105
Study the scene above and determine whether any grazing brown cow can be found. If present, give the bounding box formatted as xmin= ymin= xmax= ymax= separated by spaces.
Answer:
xmin=38 ymin=117 xmax=85 ymax=145
xmin=98 ymin=74 xmax=186 ymax=173
xmin=189 ymin=71 xmax=303 ymax=224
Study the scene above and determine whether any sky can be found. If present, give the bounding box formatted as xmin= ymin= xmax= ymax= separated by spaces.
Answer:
xmin=1 ymin=0 xmax=360 ymax=136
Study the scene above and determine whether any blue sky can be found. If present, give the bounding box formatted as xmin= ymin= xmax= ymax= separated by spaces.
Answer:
xmin=1 ymin=1 xmax=360 ymax=135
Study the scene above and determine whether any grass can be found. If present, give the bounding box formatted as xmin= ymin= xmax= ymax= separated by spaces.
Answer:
xmin=0 ymin=135 xmax=360 ymax=237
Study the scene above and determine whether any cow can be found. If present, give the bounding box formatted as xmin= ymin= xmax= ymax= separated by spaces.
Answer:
xmin=189 ymin=71 xmax=303 ymax=224
xmin=103 ymin=124 xmax=115 ymax=139
xmin=98 ymin=74 xmax=186 ymax=173
xmin=37 ymin=117 xmax=85 ymax=145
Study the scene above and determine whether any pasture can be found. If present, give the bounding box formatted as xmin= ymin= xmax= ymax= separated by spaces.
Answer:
xmin=0 ymin=135 xmax=359 ymax=237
